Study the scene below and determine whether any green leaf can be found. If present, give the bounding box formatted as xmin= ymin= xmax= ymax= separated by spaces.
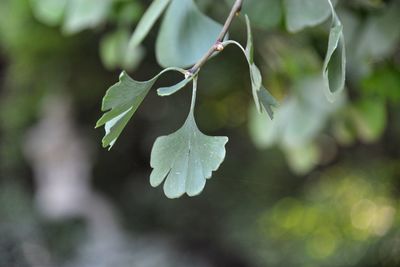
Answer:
xmin=150 ymin=79 xmax=228 ymax=198
xmin=351 ymin=99 xmax=386 ymax=143
xmin=225 ymin=0 xmax=282 ymax=30
xmin=257 ymin=86 xmax=278 ymax=119
xmin=155 ymin=0 xmax=223 ymax=67
xmin=249 ymin=76 xmax=343 ymax=149
xmin=284 ymin=143 xmax=320 ymax=175
xmin=322 ymin=1 xmax=346 ymax=101
xmin=63 ymin=0 xmax=112 ymax=34
xmin=157 ymin=76 xmax=194 ymax=96
xmin=30 ymin=0 xmax=67 ymax=26
xmin=96 ymin=68 xmax=188 ymax=149
xmin=356 ymin=2 xmax=400 ymax=63
xmin=284 ymin=0 xmax=332 ymax=32
xmin=243 ymin=0 xmax=282 ymax=29
xmin=223 ymin=16 xmax=278 ymax=119
xmin=100 ymin=29 xmax=144 ymax=71
xmin=128 ymin=0 xmax=171 ymax=49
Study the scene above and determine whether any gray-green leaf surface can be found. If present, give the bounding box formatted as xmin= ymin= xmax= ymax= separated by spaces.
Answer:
xmin=323 ymin=1 xmax=346 ymax=101
xmin=155 ymin=0 xmax=223 ymax=67
xmin=150 ymin=80 xmax=228 ymax=198
xmin=284 ymin=0 xmax=332 ymax=32
xmin=96 ymin=68 xmax=188 ymax=149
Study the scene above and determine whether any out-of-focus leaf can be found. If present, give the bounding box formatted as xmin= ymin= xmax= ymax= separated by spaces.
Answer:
xmin=284 ymin=0 xmax=332 ymax=32
xmin=249 ymin=76 xmax=343 ymax=149
xmin=150 ymin=81 xmax=228 ymax=198
xmin=226 ymin=0 xmax=282 ymax=29
xmin=155 ymin=0 xmax=222 ymax=67
xmin=96 ymin=68 xmax=188 ymax=149
xmin=356 ymin=2 xmax=400 ymax=61
xmin=128 ymin=0 xmax=171 ymax=49
xmin=322 ymin=1 xmax=346 ymax=101
xmin=244 ymin=0 xmax=282 ymax=29
xmin=30 ymin=0 xmax=67 ymax=25
xmin=284 ymin=143 xmax=320 ymax=175
xmin=362 ymin=66 xmax=400 ymax=103
xmin=223 ymin=16 xmax=278 ymax=119
xmin=100 ymin=29 xmax=144 ymax=71
xmin=249 ymin=76 xmax=344 ymax=174
xmin=63 ymin=0 xmax=112 ymax=34
xmin=351 ymin=99 xmax=386 ymax=143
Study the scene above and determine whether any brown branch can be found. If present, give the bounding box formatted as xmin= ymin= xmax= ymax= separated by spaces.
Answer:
xmin=188 ymin=0 xmax=243 ymax=74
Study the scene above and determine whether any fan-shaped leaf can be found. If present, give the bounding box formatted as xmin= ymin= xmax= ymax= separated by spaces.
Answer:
xmin=155 ymin=0 xmax=223 ymax=67
xmin=150 ymin=79 xmax=228 ymax=198
xmin=150 ymin=110 xmax=228 ymax=199
xmin=63 ymin=0 xmax=112 ymax=34
xmin=284 ymin=0 xmax=332 ymax=32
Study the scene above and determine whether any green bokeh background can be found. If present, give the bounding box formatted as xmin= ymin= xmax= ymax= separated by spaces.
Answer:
xmin=0 ymin=0 xmax=399 ymax=266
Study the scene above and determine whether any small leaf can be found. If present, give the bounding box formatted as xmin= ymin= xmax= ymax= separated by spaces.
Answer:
xmin=155 ymin=0 xmax=223 ymax=67
xmin=150 ymin=80 xmax=228 ymax=198
xmin=257 ymin=86 xmax=278 ymax=119
xmin=96 ymin=68 xmax=187 ymax=149
xmin=100 ymin=29 xmax=144 ymax=71
xmin=30 ymin=0 xmax=67 ymax=26
xmin=157 ymin=76 xmax=194 ymax=96
xmin=223 ymin=16 xmax=278 ymax=118
xmin=63 ymin=0 xmax=112 ymax=34
xmin=351 ymin=99 xmax=386 ymax=143
xmin=284 ymin=0 xmax=332 ymax=32
xmin=128 ymin=0 xmax=171 ymax=49
xmin=323 ymin=1 xmax=346 ymax=101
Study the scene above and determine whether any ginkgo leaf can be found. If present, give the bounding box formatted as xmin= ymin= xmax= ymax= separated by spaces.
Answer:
xmin=30 ymin=0 xmax=67 ymax=26
xmin=150 ymin=79 xmax=228 ymax=198
xmin=63 ymin=0 xmax=112 ymax=34
xmin=223 ymin=16 xmax=278 ymax=119
xmin=155 ymin=0 xmax=223 ymax=67
xmin=257 ymin=86 xmax=278 ymax=119
xmin=323 ymin=0 xmax=346 ymax=101
xmin=128 ymin=0 xmax=171 ymax=49
xmin=96 ymin=67 xmax=188 ymax=149
xmin=157 ymin=77 xmax=193 ymax=96
xmin=284 ymin=0 xmax=332 ymax=32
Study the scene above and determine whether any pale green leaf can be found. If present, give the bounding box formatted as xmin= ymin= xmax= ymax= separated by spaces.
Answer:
xmin=129 ymin=0 xmax=171 ymax=49
xmin=96 ymin=68 xmax=187 ymax=149
xmin=284 ymin=143 xmax=320 ymax=175
xmin=63 ymin=0 xmax=112 ymax=34
xmin=257 ymin=86 xmax=278 ymax=119
xmin=30 ymin=0 xmax=67 ymax=26
xmin=100 ymin=29 xmax=145 ymax=71
xmin=150 ymin=80 xmax=228 ymax=198
xmin=157 ymin=76 xmax=193 ymax=96
xmin=284 ymin=0 xmax=332 ymax=32
xmin=323 ymin=1 xmax=346 ymax=101
xmin=351 ymin=99 xmax=386 ymax=143
xmin=155 ymin=0 xmax=223 ymax=67
xmin=249 ymin=76 xmax=343 ymax=149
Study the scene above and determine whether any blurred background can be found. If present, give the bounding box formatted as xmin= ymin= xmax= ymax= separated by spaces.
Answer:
xmin=0 ymin=0 xmax=399 ymax=266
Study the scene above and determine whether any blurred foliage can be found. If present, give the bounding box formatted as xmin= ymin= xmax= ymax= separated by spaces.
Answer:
xmin=0 ymin=0 xmax=399 ymax=267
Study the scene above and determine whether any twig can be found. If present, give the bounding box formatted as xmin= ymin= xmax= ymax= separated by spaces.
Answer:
xmin=188 ymin=0 xmax=243 ymax=74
